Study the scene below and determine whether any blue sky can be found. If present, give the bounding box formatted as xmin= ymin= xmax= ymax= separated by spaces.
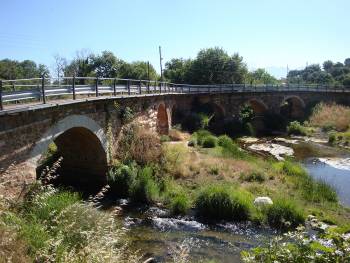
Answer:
xmin=1 ymin=0 xmax=349 ymax=78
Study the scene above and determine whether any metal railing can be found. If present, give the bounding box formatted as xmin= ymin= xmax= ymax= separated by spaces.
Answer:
xmin=0 ymin=76 xmax=349 ymax=110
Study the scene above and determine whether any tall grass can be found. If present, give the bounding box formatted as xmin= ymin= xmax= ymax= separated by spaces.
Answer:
xmin=195 ymin=184 xmax=252 ymax=221
xmin=266 ymin=199 xmax=305 ymax=230
xmin=2 ymin=186 xmax=140 ymax=262
xmin=309 ymin=102 xmax=350 ymax=132
xmin=129 ymin=166 xmax=159 ymax=204
xmin=274 ymin=160 xmax=338 ymax=203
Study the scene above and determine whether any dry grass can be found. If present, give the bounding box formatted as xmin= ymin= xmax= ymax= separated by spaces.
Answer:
xmin=168 ymin=129 xmax=190 ymax=141
xmin=0 ymin=226 xmax=30 ymax=263
xmin=309 ymin=102 xmax=350 ymax=131
xmin=116 ymin=123 xmax=162 ymax=165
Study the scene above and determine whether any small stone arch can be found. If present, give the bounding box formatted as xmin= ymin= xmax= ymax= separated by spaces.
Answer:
xmin=157 ymin=103 xmax=170 ymax=135
xmin=280 ymin=96 xmax=306 ymax=119
xmin=29 ymin=115 xmax=108 ymax=192
xmin=246 ymin=99 xmax=268 ymax=116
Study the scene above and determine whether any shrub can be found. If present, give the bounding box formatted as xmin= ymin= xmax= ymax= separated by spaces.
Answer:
xmin=241 ymin=227 xmax=350 ymax=263
xmin=266 ymin=199 xmax=305 ymax=229
xmin=328 ymin=132 xmax=337 ymax=144
xmin=195 ymin=130 xmax=212 ymax=145
xmin=195 ymin=184 xmax=252 ymax=221
xmin=217 ymin=135 xmax=233 ymax=147
xmin=129 ymin=166 xmax=159 ymax=204
xmin=287 ymin=121 xmax=307 ymax=135
xmin=119 ymin=106 xmax=134 ymax=124
xmin=241 ymin=171 xmax=266 ymax=183
xmin=202 ymin=135 xmax=217 ymax=148
xmin=309 ymin=102 xmax=350 ymax=132
xmin=169 ymin=193 xmax=191 ymax=215
xmin=107 ymin=164 xmax=137 ymax=197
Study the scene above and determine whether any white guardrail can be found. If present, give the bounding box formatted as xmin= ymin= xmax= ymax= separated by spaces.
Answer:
xmin=0 ymin=76 xmax=349 ymax=110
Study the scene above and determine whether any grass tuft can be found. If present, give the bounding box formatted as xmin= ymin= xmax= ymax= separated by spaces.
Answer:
xmin=195 ymin=184 xmax=252 ymax=221
xmin=266 ymin=199 xmax=305 ymax=230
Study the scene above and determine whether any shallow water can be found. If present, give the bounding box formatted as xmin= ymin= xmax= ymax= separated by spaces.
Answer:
xmin=303 ymin=158 xmax=350 ymax=206
xmin=119 ymin=206 xmax=274 ymax=262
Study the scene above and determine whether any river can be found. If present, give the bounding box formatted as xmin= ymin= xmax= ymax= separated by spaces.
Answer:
xmin=113 ymin=138 xmax=349 ymax=262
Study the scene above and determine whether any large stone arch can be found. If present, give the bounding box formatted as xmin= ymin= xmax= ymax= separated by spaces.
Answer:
xmin=156 ymin=103 xmax=170 ymax=135
xmin=29 ymin=115 xmax=108 ymax=192
xmin=246 ymin=98 xmax=268 ymax=116
xmin=280 ymin=95 xmax=306 ymax=119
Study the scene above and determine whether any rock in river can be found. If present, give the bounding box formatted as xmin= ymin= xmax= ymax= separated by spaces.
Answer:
xmin=248 ymin=143 xmax=294 ymax=160
xmin=254 ymin=197 xmax=273 ymax=207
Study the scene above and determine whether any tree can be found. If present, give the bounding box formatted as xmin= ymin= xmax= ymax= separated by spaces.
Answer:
xmin=164 ymin=58 xmax=192 ymax=83
xmin=247 ymin=68 xmax=279 ymax=84
xmin=323 ymin=60 xmax=334 ymax=72
xmin=0 ymin=59 xmax=49 ymax=80
xmin=91 ymin=51 xmax=124 ymax=78
xmin=64 ymin=49 xmax=94 ymax=78
xmin=52 ymin=54 xmax=67 ymax=79
xmin=345 ymin=58 xmax=350 ymax=67
xmin=119 ymin=61 xmax=158 ymax=80
xmin=189 ymin=47 xmax=247 ymax=84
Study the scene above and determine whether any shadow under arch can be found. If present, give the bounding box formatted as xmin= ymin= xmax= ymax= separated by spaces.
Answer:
xmin=246 ymin=99 xmax=268 ymax=116
xmin=280 ymin=95 xmax=306 ymax=120
xmin=30 ymin=115 xmax=108 ymax=193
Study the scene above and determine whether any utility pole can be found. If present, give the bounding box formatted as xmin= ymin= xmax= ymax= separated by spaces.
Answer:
xmin=159 ymin=46 xmax=163 ymax=82
xmin=147 ymin=61 xmax=150 ymax=81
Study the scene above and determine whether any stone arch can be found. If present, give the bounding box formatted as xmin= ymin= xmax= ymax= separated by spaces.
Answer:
xmin=280 ymin=95 xmax=306 ymax=119
xmin=157 ymin=103 xmax=170 ymax=135
xmin=246 ymin=99 xmax=268 ymax=116
xmin=29 ymin=115 xmax=108 ymax=192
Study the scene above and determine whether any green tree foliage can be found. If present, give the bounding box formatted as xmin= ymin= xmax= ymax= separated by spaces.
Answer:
xmin=164 ymin=58 xmax=192 ymax=83
xmin=119 ymin=61 xmax=158 ymax=80
xmin=246 ymin=68 xmax=279 ymax=84
xmin=288 ymin=59 xmax=350 ymax=86
xmin=63 ymin=50 xmax=159 ymax=81
xmin=164 ymin=47 xmax=248 ymax=84
xmin=0 ymin=59 xmax=50 ymax=79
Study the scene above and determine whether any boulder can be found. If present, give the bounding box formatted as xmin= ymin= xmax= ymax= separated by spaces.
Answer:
xmin=254 ymin=196 xmax=273 ymax=207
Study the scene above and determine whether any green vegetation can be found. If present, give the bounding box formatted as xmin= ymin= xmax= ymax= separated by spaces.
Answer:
xmin=129 ymin=166 xmax=159 ymax=204
xmin=287 ymin=59 xmax=350 ymax=86
xmin=242 ymin=227 xmax=350 ymax=262
xmin=287 ymin=121 xmax=307 ymax=135
xmin=241 ymin=171 xmax=266 ymax=183
xmin=202 ymin=135 xmax=217 ymax=148
xmin=0 ymin=185 xmax=139 ymax=262
xmin=274 ymin=160 xmax=338 ymax=203
xmin=107 ymin=164 xmax=137 ymax=197
xmin=195 ymin=184 xmax=252 ymax=221
xmin=266 ymin=199 xmax=305 ymax=229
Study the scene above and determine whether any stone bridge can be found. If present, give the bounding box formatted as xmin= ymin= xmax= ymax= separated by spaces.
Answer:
xmin=0 ymin=89 xmax=349 ymax=196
